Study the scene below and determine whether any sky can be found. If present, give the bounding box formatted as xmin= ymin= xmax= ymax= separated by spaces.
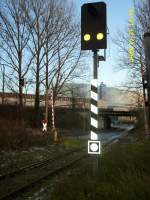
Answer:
xmin=75 ymin=0 xmax=134 ymax=87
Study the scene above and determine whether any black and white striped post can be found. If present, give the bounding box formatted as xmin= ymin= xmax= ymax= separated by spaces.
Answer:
xmin=88 ymin=50 xmax=101 ymax=155
xmin=90 ymin=78 xmax=98 ymax=140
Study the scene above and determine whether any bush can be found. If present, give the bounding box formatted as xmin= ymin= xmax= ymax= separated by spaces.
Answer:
xmin=0 ymin=105 xmax=89 ymax=130
xmin=0 ymin=119 xmax=53 ymax=150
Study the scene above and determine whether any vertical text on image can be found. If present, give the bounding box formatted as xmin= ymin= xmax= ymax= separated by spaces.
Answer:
xmin=128 ymin=8 xmax=134 ymax=64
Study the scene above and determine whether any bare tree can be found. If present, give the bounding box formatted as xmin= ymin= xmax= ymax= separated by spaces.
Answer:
xmin=41 ymin=1 xmax=88 ymax=124
xmin=0 ymin=0 xmax=89 ymax=130
xmin=24 ymin=0 xmax=70 ymax=126
xmin=112 ymin=0 xmax=150 ymax=132
xmin=0 ymin=0 xmax=32 ymax=118
xmin=112 ymin=0 xmax=150 ymax=101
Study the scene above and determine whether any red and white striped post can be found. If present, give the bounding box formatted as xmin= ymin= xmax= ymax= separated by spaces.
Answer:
xmin=51 ymin=88 xmax=58 ymax=142
xmin=51 ymin=88 xmax=55 ymax=129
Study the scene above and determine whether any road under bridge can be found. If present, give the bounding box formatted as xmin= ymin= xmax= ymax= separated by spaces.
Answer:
xmin=55 ymin=107 xmax=137 ymax=129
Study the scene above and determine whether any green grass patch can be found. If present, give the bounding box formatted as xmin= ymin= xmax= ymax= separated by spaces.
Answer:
xmin=51 ymin=140 xmax=150 ymax=200
xmin=63 ymin=138 xmax=86 ymax=149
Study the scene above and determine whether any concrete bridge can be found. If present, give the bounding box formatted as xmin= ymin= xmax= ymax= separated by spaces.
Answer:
xmin=98 ymin=108 xmax=136 ymax=129
xmin=55 ymin=107 xmax=137 ymax=130
xmin=0 ymin=92 xmax=137 ymax=129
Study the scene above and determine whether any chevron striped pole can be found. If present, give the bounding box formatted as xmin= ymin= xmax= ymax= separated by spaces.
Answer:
xmin=88 ymin=50 xmax=101 ymax=155
xmin=91 ymin=79 xmax=98 ymax=140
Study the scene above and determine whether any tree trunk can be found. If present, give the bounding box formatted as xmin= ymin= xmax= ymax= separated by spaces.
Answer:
xmin=2 ymin=65 xmax=5 ymax=104
xmin=19 ymin=83 xmax=23 ymax=118
xmin=45 ymin=40 xmax=49 ymax=126
xmin=18 ymin=50 xmax=23 ymax=122
xmin=34 ymin=54 xmax=40 ymax=127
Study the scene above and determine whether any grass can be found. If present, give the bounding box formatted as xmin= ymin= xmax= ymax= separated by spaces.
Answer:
xmin=51 ymin=140 xmax=150 ymax=200
xmin=0 ymin=119 xmax=87 ymax=174
xmin=0 ymin=134 xmax=86 ymax=175
xmin=63 ymin=138 xmax=86 ymax=149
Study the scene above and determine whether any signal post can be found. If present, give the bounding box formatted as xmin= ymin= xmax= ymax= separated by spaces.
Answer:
xmin=81 ymin=2 xmax=107 ymax=174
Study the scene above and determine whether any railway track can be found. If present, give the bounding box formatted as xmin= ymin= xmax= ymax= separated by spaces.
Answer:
xmin=0 ymin=128 xmax=133 ymax=199
xmin=0 ymin=148 xmax=87 ymax=200
xmin=0 ymin=148 xmax=82 ymax=180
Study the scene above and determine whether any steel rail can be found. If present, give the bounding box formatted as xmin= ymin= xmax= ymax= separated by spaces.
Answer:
xmin=0 ymin=148 xmax=84 ymax=180
xmin=0 ymin=149 xmax=87 ymax=200
xmin=0 ymin=127 xmax=133 ymax=199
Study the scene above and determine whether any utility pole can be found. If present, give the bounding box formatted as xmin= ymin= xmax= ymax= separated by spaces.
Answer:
xmin=148 ymin=0 xmax=150 ymax=32
xmin=148 ymin=0 xmax=150 ymax=20
xmin=45 ymin=87 xmax=49 ymax=126
xmin=144 ymin=32 xmax=150 ymax=135
xmin=141 ymin=62 xmax=149 ymax=135
xmin=1 ymin=65 xmax=5 ymax=104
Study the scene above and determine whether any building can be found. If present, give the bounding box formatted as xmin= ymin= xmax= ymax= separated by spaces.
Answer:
xmin=0 ymin=82 xmax=140 ymax=110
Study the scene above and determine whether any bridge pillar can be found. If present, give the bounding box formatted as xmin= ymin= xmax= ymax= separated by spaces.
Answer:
xmin=98 ymin=116 xmax=111 ymax=129
xmin=104 ymin=116 xmax=111 ymax=129
xmin=98 ymin=116 xmax=105 ymax=129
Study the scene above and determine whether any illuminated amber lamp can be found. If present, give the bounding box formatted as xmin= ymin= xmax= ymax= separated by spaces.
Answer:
xmin=84 ymin=34 xmax=91 ymax=41
xmin=97 ymin=33 xmax=104 ymax=40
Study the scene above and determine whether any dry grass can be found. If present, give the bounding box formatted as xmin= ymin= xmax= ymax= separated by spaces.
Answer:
xmin=0 ymin=119 xmax=53 ymax=150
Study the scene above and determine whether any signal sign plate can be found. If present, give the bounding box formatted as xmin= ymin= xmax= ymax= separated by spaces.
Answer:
xmin=88 ymin=140 xmax=101 ymax=154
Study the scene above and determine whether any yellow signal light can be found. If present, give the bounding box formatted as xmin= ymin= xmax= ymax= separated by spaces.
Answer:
xmin=84 ymin=34 xmax=91 ymax=41
xmin=97 ymin=33 xmax=104 ymax=40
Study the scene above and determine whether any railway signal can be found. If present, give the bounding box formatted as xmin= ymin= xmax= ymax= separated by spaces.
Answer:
xmin=88 ymin=140 xmax=101 ymax=154
xmin=81 ymin=2 xmax=107 ymax=50
xmin=20 ymin=78 xmax=24 ymax=87
xmin=81 ymin=2 xmax=107 ymax=158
